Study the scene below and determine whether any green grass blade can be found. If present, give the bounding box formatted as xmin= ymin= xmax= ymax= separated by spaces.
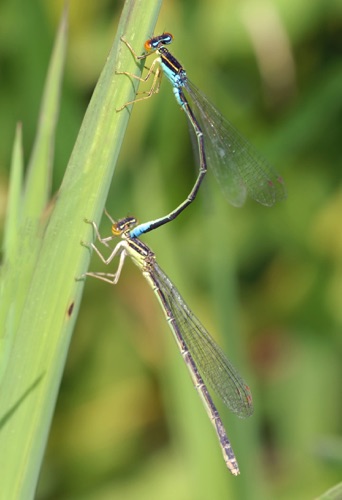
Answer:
xmin=22 ymin=5 xmax=68 ymax=219
xmin=0 ymin=7 xmax=68 ymax=374
xmin=0 ymin=123 xmax=24 ymax=381
xmin=316 ymin=482 xmax=342 ymax=500
xmin=0 ymin=0 xmax=162 ymax=498
xmin=2 ymin=122 xmax=23 ymax=261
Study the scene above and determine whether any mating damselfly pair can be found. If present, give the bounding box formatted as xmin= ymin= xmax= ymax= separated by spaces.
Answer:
xmin=81 ymin=32 xmax=286 ymax=475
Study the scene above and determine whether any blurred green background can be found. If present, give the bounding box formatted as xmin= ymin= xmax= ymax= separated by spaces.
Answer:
xmin=1 ymin=0 xmax=341 ymax=499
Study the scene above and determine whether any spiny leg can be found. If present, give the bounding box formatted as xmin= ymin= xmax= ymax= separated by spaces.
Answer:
xmin=119 ymin=36 xmax=155 ymax=62
xmin=83 ymin=218 xmax=114 ymax=248
xmin=116 ymin=61 xmax=162 ymax=111
xmin=80 ymin=218 xmax=129 ymax=284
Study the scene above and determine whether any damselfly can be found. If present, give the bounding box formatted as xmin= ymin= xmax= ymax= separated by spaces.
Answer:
xmin=81 ymin=212 xmax=253 ymax=475
xmin=117 ymin=33 xmax=286 ymax=238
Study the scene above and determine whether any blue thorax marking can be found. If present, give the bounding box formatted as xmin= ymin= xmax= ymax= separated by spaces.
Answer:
xmin=159 ymin=48 xmax=187 ymax=107
xmin=159 ymin=48 xmax=187 ymax=85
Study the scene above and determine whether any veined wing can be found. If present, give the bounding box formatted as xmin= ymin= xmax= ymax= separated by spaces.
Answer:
xmin=152 ymin=262 xmax=253 ymax=418
xmin=185 ymin=80 xmax=286 ymax=207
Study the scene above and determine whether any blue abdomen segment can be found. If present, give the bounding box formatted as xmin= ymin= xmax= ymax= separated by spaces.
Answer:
xmin=172 ymin=86 xmax=185 ymax=107
xmin=130 ymin=222 xmax=153 ymax=239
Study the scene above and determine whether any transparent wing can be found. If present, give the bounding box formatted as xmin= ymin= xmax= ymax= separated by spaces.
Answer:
xmin=152 ymin=262 xmax=253 ymax=418
xmin=185 ymin=80 xmax=287 ymax=207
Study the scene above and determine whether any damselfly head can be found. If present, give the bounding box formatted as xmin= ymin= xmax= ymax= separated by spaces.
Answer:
xmin=112 ymin=216 xmax=138 ymax=236
xmin=145 ymin=32 xmax=174 ymax=52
